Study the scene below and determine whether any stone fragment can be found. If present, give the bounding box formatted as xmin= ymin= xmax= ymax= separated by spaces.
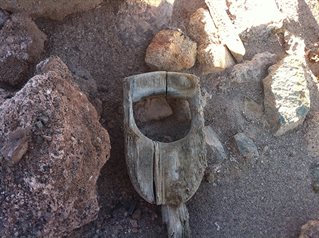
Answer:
xmin=197 ymin=42 xmax=235 ymax=74
xmin=204 ymin=126 xmax=227 ymax=183
xmin=263 ymin=55 xmax=311 ymax=136
xmin=234 ymin=133 xmax=259 ymax=160
xmin=1 ymin=128 xmax=30 ymax=165
xmin=205 ymin=0 xmax=246 ymax=62
xmin=299 ymin=220 xmax=319 ymax=238
xmin=0 ymin=0 xmax=102 ymax=21
xmin=0 ymin=57 xmax=110 ymax=237
xmin=134 ymin=95 xmax=173 ymax=122
xmin=305 ymin=113 xmax=319 ymax=158
xmin=0 ymin=14 xmax=46 ymax=86
xmin=145 ymin=29 xmax=197 ymax=71
xmin=230 ymin=52 xmax=277 ymax=83
xmin=188 ymin=8 xmax=235 ymax=74
xmin=188 ymin=8 xmax=219 ymax=45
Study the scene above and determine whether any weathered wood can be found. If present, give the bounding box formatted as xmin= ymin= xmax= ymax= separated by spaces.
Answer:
xmin=205 ymin=0 xmax=245 ymax=62
xmin=123 ymin=72 xmax=206 ymax=237
xmin=162 ymin=203 xmax=190 ymax=238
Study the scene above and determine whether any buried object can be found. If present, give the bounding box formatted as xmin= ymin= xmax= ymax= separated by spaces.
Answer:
xmin=123 ymin=72 xmax=206 ymax=237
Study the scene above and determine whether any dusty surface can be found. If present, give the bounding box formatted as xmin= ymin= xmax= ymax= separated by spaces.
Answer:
xmin=0 ymin=0 xmax=317 ymax=237
xmin=0 ymin=57 xmax=110 ymax=236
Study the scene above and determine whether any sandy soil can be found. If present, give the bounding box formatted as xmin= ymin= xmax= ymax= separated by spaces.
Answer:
xmin=30 ymin=0 xmax=319 ymax=237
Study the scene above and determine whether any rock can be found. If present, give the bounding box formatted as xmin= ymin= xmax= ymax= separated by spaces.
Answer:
xmin=188 ymin=8 xmax=235 ymax=74
xmin=145 ymin=29 xmax=197 ymax=71
xmin=0 ymin=14 xmax=46 ymax=86
xmin=230 ymin=52 xmax=277 ymax=83
xmin=0 ymin=0 xmax=102 ymax=21
xmin=1 ymin=127 xmax=30 ymax=166
xmin=204 ymin=126 xmax=227 ymax=163
xmin=197 ymin=42 xmax=235 ymax=74
xmin=299 ymin=220 xmax=319 ymax=238
xmin=188 ymin=8 xmax=219 ymax=45
xmin=205 ymin=0 xmax=246 ymax=62
xmin=166 ymin=97 xmax=191 ymax=122
xmin=263 ymin=55 xmax=311 ymax=136
xmin=134 ymin=95 xmax=173 ymax=122
xmin=0 ymin=9 xmax=9 ymax=29
xmin=234 ymin=133 xmax=259 ymax=160
xmin=204 ymin=126 xmax=227 ymax=183
xmin=0 ymin=57 xmax=110 ymax=236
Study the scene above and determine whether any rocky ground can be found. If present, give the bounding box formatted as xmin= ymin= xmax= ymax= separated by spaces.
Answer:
xmin=1 ymin=0 xmax=319 ymax=237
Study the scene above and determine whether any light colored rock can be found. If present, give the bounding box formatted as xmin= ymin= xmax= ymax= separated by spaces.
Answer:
xmin=0 ymin=57 xmax=110 ymax=237
xmin=145 ymin=29 xmax=197 ymax=71
xmin=0 ymin=0 xmax=102 ymax=21
xmin=299 ymin=220 xmax=319 ymax=238
xmin=205 ymin=0 xmax=246 ymax=62
xmin=188 ymin=8 xmax=219 ymax=45
xmin=204 ymin=126 xmax=227 ymax=163
xmin=0 ymin=14 xmax=46 ymax=86
xmin=204 ymin=126 xmax=227 ymax=183
xmin=230 ymin=52 xmax=277 ymax=83
xmin=263 ymin=55 xmax=311 ymax=136
xmin=234 ymin=133 xmax=259 ymax=160
xmin=188 ymin=8 xmax=235 ymax=74
xmin=134 ymin=96 xmax=173 ymax=122
xmin=198 ymin=42 xmax=235 ymax=74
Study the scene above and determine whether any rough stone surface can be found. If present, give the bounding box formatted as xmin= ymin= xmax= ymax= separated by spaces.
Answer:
xmin=134 ymin=95 xmax=173 ymax=122
xmin=188 ymin=8 xmax=235 ymax=74
xmin=0 ymin=0 xmax=102 ymax=21
xmin=188 ymin=8 xmax=219 ymax=45
xmin=234 ymin=133 xmax=259 ymax=160
xmin=310 ymin=163 xmax=319 ymax=193
xmin=306 ymin=42 xmax=319 ymax=77
xmin=0 ymin=57 xmax=110 ymax=237
xmin=0 ymin=88 xmax=13 ymax=105
xmin=242 ymin=96 xmax=263 ymax=121
xmin=263 ymin=55 xmax=311 ymax=136
xmin=145 ymin=29 xmax=197 ymax=71
xmin=0 ymin=9 xmax=9 ymax=29
xmin=230 ymin=52 xmax=277 ymax=83
xmin=299 ymin=220 xmax=319 ymax=238
xmin=204 ymin=126 xmax=227 ymax=183
xmin=0 ymin=14 xmax=46 ymax=86
xmin=197 ymin=42 xmax=235 ymax=74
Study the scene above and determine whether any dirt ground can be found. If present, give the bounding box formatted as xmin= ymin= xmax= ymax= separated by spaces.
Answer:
xmin=30 ymin=0 xmax=319 ymax=237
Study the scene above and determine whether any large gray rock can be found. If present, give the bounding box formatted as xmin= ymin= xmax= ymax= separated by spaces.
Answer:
xmin=263 ymin=55 xmax=311 ymax=136
xmin=0 ymin=0 xmax=102 ymax=21
xmin=145 ymin=29 xmax=197 ymax=71
xmin=0 ymin=57 xmax=110 ymax=236
xmin=230 ymin=52 xmax=277 ymax=83
xmin=0 ymin=14 xmax=46 ymax=86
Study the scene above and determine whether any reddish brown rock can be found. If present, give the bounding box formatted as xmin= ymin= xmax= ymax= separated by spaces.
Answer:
xmin=145 ymin=29 xmax=197 ymax=71
xmin=0 ymin=14 xmax=46 ymax=86
xmin=0 ymin=0 xmax=102 ymax=21
xmin=0 ymin=57 xmax=110 ymax=236
xmin=299 ymin=220 xmax=319 ymax=238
